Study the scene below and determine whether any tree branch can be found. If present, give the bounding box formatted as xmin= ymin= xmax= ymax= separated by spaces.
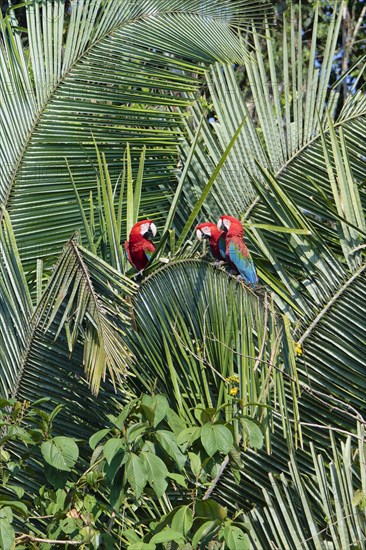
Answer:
xmin=298 ymin=262 xmax=366 ymax=345
xmin=203 ymin=455 xmax=229 ymax=500
xmin=16 ymin=534 xmax=86 ymax=545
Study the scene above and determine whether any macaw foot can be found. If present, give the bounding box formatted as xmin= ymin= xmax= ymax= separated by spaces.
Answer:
xmin=235 ymin=275 xmax=247 ymax=288
xmin=133 ymin=270 xmax=144 ymax=281
xmin=214 ymin=260 xmax=225 ymax=269
xmin=235 ymin=275 xmax=258 ymax=289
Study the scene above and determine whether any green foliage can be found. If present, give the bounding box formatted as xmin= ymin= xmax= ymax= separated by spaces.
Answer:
xmin=0 ymin=395 xmax=254 ymax=548
xmin=0 ymin=0 xmax=365 ymax=548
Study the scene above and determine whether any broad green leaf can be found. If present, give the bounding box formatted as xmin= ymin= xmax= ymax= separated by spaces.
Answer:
xmin=201 ymin=424 xmax=233 ymax=457
xmin=167 ymin=473 xmax=188 ymax=488
xmin=0 ymin=518 xmax=14 ymax=550
xmin=44 ymin=464 xmax=68 ymax=490
xmin=155 ymin=430 xmax=186 ymax=470
xmin=126 ymin=453 xmax=147 ymax=499
xmin=112 ymin=401 xmax=138 ymax=430
xmin=141 ymin=395 xmax=169 ymax=428
xmin=89 ymin=428 xmax=111 ymax=450
xmin=191 ymin=520 xmax=220 ymax=548
xmin=84 ymin=495 xmax=97 ymax=513
xmin=171 ymin=506 xmax=193 ymax=536
xmin=127 ymin=543 xmax=156 ymax=550
xmin=60 ymin=517 xmax=78 ymax=535
xmin=0 ymin=451 xmax=10 ymax=462
xmin=223 ymin=524 xmax=250 ymax=550
xmin=103 ymin=438 xmax=124 ymax=465
xmin=126 ymin=422 xmax=149 ymax=443
xmin=0 ymin=507 xmax=13 ymax=523
xmin=8 ymin=426 xmax=34 ymax=445
xmin=150 ymin=528 xmax=185 ymax=544
xmin=166 ymin=409 xmax=187 ymax=437
xmin=0 ymin=501 xmax=27 ymax=517
xmin=195 ymin=499 xmax=227 ymax=522
xmin=41 ymin=437 xmax=79 ymax=472
xmin=240 ymin=418 xmax=264 ymax=449
xmin=195 ymin=406 xmax=216 ymax=425
xmin=188 ymin=452 xmax=202 ymax=478
xmin=140 ymin=452 xmax=169 ymax=498
xmin=177 ymin=427 xmax=202 ymax=451
xmin=123 ymin=529 xmax=140 ymax=544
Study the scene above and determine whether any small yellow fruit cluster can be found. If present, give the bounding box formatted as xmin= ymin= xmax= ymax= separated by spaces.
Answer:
xmin=226 ymin=375 xmax=239 ymax=384
xmin=226 ymin=375 xmax=239 ymax=397
xmin=295 ymin=342 xmax=303 ymax=356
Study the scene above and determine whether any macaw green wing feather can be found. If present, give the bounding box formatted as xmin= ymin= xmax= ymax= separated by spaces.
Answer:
xmin=218 ymin=233 xmax=227 ymax=260
xmin=143 ymin=241 xmax=156 ymax=263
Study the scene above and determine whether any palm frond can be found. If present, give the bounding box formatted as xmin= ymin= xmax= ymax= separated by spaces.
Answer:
xmin=0 ymin=209 xmax=33 ymax=398
xmin=246 ymin=426 xmax=366 ymax=549
xmin=0 ymin=0 xmax=271 ymax=270
xmin=127 ymin=260 xmax=302 ymax=450
xmin=0 ymin=211 xmax=133 ymax=495
xmin=35 ymin=237 xmax=138 ymax=394
xmin=179 ymin=3 xmax=366 ymax=222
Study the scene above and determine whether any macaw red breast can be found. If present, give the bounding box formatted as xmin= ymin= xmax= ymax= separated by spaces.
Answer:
xmin=125 ymin=238 xmax=155 ymax=271
xmin=197 ymin=222 xmax=226 ymax=261
xmin=125 ymin=220 xmax=156 ymax=271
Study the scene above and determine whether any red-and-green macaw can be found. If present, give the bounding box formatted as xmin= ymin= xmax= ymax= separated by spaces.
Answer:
xmin=124 ymin=219 xmax=157 ymax=271
xmin=217 ymin=215 xmax=258 ymax=287
xmin=196 ymin=222 xmax=227 ymax=261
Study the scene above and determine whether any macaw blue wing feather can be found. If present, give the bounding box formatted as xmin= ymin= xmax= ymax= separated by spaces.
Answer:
xmin=228 ymin=239 xmax=258 ymax=287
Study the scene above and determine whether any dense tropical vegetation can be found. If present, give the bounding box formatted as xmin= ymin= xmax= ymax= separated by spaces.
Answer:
xmin=0 ymin=0 xmax=365 ymax=547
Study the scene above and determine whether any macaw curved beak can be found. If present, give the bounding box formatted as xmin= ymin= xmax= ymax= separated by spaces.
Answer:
xmin=144 ymin=222 xmax=157 ymax=239
xmin=149 ymin=222 xmax=157 ymax=237
xmin=196 ymin=228 xmax=203 ymax=241
xmin=217 ymin=218 xmax=224 ymax=231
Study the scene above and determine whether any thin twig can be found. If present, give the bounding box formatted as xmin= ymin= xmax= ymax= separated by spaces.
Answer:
xmin=300 ymin=510 xmax=365 ymax=547
xmin=16 ymin=534 xmax=86 ymax=545
xmin=206 ymin=334 xmax=366 ymax=426
xmin=260 ymin=330 xmax=282 ymax=423
xmin=297 ymin=262 xmax=366 ymax=345
xmin=107 ymin=511 xmax=116 ymax=534
xmin=299 ymin=423 xmax=364 ymax=441
xmin=203 ymin=455 xmax=229 ymax=500
xmin=348 ymin=4 xmax=366 ymax=55
xmin=172 ymin=327 xmax=228 ymax=383
xmin=303 ymin=386 xmax=366 ymax=425
xmin=27 ymin=515 xmax=54 ymax=520
xmin=254 ymin=291 xmax=268 ymax=371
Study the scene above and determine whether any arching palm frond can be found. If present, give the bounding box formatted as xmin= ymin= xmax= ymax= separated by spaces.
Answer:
xmin=0 ymin=0 xmax=272 ymax=271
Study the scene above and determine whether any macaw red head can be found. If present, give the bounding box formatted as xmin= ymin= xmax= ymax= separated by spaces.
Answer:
xmin=217 ymin=215 xmax=243 ymax=234
xmin=196 ymin=222 xmax=220 ymax=241
xmin=129 ymin=219 xmax=157 ymax=240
